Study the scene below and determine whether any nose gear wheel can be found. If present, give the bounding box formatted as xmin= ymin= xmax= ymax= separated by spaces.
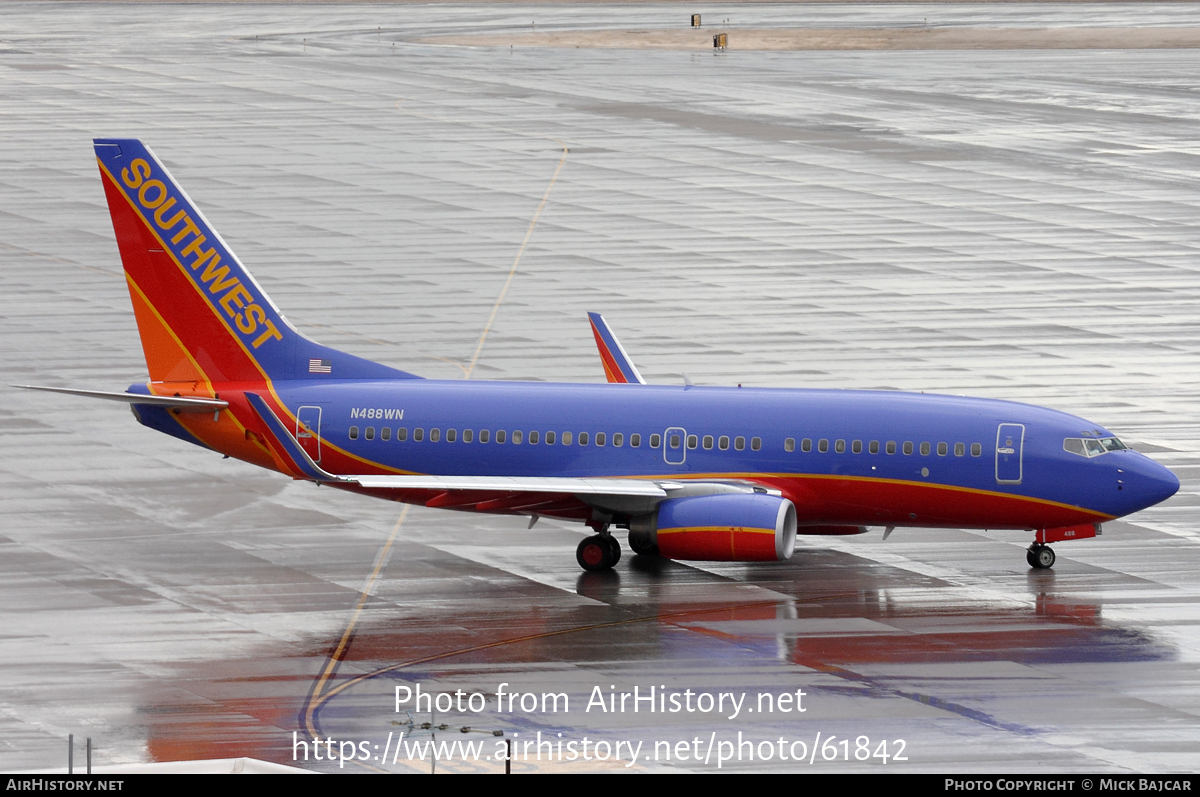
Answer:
xmin=1027 ymin=543 xmax=1055 ymax=570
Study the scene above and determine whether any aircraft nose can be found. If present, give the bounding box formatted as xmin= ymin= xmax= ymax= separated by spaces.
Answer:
xmin=1120 ymin=455 xmax=1180 ymax=512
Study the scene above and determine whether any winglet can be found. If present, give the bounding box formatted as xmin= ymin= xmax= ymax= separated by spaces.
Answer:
xmin=587 ymin=312 xmax=646 ymax=384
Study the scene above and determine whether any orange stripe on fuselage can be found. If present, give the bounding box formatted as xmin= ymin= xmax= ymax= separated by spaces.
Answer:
xmin=718 ymin=472 xmax=1109 ymax=529
xmin=562 ymin=470 xmax=1110 ymax=530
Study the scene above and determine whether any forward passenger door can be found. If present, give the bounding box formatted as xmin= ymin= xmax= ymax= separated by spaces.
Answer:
xmin=995 ymin=423 xmax=1024 ymax=484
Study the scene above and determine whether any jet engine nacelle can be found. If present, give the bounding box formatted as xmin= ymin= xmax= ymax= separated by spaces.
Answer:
xmin=629 ymin=494 xmax=797 ymax=561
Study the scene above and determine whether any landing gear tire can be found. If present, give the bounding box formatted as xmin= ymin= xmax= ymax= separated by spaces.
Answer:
xmin=1027 ymin=544 xmax=1055 ymax=570
xmin=628 ymin=528 xmax=659 ymax=557
xmin=577 ymin=535 xmax=617 ymax=572
xmin=603 ymin=534 xmax=622 ymax=566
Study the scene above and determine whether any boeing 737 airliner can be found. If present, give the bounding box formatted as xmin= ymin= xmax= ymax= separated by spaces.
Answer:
xmin=21 ymin=139 xmax=1180 ymax=573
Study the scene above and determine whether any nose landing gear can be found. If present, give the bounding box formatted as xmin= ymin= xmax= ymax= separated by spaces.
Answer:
xmin=1027 ymin=543 xmax=1055 ymax=570
xmin=1026 ymin=523 xmax=1099 ymax=570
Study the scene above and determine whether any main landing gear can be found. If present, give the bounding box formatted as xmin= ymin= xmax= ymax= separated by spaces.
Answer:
xmin=1026 ymin=543 xmax=1055 ymax=570
xmin=577 ymin=532 xmax=622 ymax=572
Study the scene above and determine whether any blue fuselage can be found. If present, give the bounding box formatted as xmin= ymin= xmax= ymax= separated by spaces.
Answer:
xmin=257 ymin=379 xmax=1178 ymax=528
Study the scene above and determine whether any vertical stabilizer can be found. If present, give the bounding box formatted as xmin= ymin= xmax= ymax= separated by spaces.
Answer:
xmin=94 ymin=139 xmax=419 ymax=386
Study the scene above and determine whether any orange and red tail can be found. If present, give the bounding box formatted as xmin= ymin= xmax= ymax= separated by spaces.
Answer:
xmin=94 ymin=138 xmax=418 ymax=391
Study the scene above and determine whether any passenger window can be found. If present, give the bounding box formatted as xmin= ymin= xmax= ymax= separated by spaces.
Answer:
xmin=971 ymin=443 xmax=981 ymax=457
xmin=703 ymin=435 xmax=714 ymax=450
xmin=751 ymin=437 xmax=761 ymax=451
xmin=349 ymin=426 xmax=359 ymax=440
xmin=414 ymin=428 xmax=424 ymax=442
xmin=463 ymin=429 xmax=473 ymax=443
xmin=578 ymin=432 xmax=588 ymax=446
xmin=650 ymin=434 xmax=661 ymax=448
xmin=719 ymin=436 xmax=730 ymax=450
xmin=818 ymin=439 xmax=828 ymax=453
xmin=430 ymin=428 xmax=440 ymax=442
xmin=563 ymin=432 xmax=572 ymax=445
xmin=954 ymin=442 xmax=965 ymax=457
xmin=365 ymin=427 xmax=375 ymax=440
xmin=903 ymin=442 xmax=913 ymax=455
xmin=852 ymin=440 xmax=862 ymax=454
xmin=669 ymin=434 xmax=681 ymax=449
xmin=801 ymin=438 xmax=812 ymax=453
xmin=496 ymin=430 xmax=506 ymax=444
xmin=596 ymin=433 xmax=605 ymax=446
xmin=382 ymin=427 xmax=392 ymax=441
xmin=734 ymin=436 xmax=745 ymax=451
xmin=479 ymin=430 xmax=489 ymax=443
xmin=613 ymin=433 xmax=623 ymax=447
xmin=886 ymin=441 xmax=897 ymax=455
xmin=834 ymin=439 xmax=845 ymax=454
xmin=446 ymin=429 xmax=456 ymax=443
xmin=870 ymin=441 xmax=879 ymax=454
xmin=687 ymin=435 xmax=698 ymax=449
xmin=919 ymin=442 xmax=930 ymax=456
xmin=512 ymin=430 xmax=522 ymax=444
xmin=529 ymin=431 xmax=539 ymax=445
xmin=785 ymin=438 xmax=795 ymax=452
xmin=937 ymin=442 xmax=947 ymax=456
xmin=631 ymin=434 xmax=641 ymax=447
xmin=546 ymin=431 xmax=556 ymax=445
xmin=397 ymin=427 xmax=407 ymax=442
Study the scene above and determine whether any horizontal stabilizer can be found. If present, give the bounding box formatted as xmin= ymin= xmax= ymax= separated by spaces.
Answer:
xmin=15 ymin=385 xmax=228 ymax=412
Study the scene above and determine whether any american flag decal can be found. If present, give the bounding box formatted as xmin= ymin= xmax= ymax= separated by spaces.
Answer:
xmin=309 ymin=359 xmax=332 ymax=374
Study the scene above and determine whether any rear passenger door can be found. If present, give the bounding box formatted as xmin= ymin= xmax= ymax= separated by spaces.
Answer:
xmin=297 ymin=406 xmax=322 ymax=463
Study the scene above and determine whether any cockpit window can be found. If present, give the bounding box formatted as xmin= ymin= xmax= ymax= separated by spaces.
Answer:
xmin=1064 ymin=436 xmax=1127 ymax=458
